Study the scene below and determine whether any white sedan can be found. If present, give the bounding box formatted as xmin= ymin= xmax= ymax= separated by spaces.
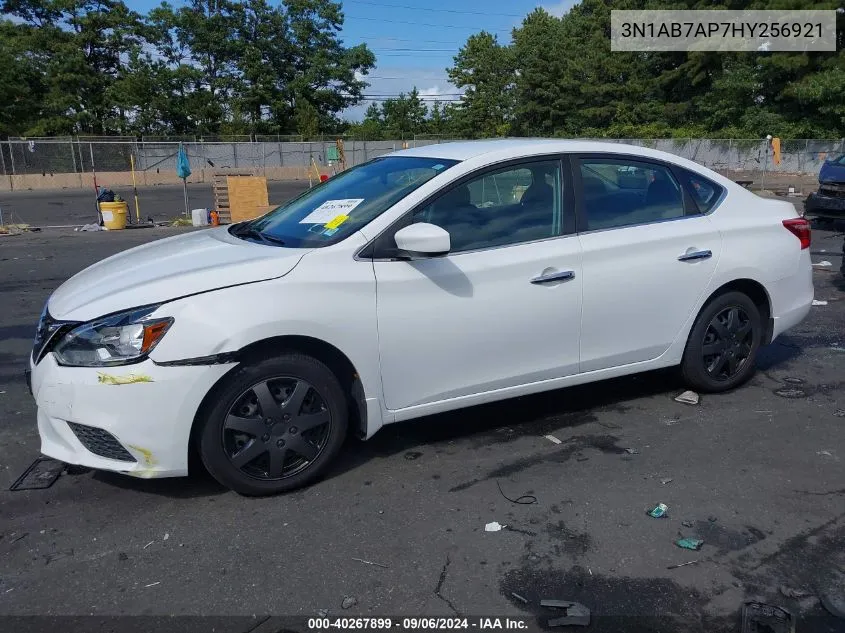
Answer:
xmin=29 ymin=140 xmax=814 ymax=495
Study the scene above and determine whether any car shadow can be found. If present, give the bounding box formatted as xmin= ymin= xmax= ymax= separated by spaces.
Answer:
xmin=325 ymin=367 xmax=684 ymax=482
xmin=90 ymin=465 xmax=227 ymax=498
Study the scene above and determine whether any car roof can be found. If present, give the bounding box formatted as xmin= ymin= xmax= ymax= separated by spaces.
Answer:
xmin=388 ymin=138 xmax=734 ymax=187
xmin=389 ymin=138 xmax=679 ymax=161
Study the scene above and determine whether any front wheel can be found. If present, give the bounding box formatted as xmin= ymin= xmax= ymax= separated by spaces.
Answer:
xmin=198 ymin=353 xmax=348 ymax=496
xmin=680 ymin=291 xmax=762 ymax=393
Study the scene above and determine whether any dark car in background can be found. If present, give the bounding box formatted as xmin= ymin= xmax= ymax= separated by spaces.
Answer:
xmin=805 ymin=154 xmax=845 ymax=221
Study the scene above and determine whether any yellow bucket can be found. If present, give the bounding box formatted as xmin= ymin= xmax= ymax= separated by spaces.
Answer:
xmin=99 ymin=201 xmax=129 ymax=230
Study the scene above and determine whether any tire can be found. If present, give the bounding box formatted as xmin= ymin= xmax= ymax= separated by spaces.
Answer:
xmin=680 ymin=291 xmax=763 ymax=393
xmin=198 ymin=353 xmax=348 ymax=496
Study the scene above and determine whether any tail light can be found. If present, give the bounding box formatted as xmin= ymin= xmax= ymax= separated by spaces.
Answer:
xmin=782 ymin=218 xmax=811 ymax=249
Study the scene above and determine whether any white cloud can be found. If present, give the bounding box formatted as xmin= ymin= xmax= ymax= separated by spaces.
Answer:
xmin=343 ymin=69 xmax=458 ymax=121
xmin=541 ymin=0 xmax=580 ymax=17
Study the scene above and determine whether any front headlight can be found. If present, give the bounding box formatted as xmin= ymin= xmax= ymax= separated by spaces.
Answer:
xmin=52 ymin=305 xmax=173 ymax=367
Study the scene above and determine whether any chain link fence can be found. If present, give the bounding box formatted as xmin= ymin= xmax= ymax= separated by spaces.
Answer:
xmin=2 ymin=137 xmax=843 ymax=178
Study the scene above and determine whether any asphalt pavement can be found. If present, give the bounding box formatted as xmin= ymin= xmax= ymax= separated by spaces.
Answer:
xmin=0 ymin=197 xmax=843 ymax=633
xmin=0 ymin=181 xmax=310 ymax=227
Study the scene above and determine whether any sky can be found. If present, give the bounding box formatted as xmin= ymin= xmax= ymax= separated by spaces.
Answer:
xmin=124 ymin=0 xmax=582 ymax=121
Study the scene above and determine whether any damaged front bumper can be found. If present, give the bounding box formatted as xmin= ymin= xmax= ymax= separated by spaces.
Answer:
xmin=805 ymin=182 xmax=845 ymax=219
xmin=31 ymin=354 xmax=234 ymax=478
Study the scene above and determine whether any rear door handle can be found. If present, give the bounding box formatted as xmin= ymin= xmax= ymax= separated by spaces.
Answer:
xmin=678 ymin=249 xmax=712 ymax=262
xmin=531 ymin=270 xmax=575 ymax=284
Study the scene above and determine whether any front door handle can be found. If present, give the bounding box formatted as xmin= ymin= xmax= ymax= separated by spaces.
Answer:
xmin=531 ymin=270 xmax=575 ymax=284
xmin=678 ymin=249 xmax=712 ymax=262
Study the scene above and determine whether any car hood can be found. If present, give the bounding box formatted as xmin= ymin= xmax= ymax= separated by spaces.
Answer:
xmin=819 ymin=160 xmax=845 ymax=184
xmin=48 ymin=227 xmax=309 ymax=321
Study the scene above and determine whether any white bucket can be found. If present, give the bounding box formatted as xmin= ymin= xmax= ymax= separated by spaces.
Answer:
xmin=191 ymin=208 xmax=209 ymax=227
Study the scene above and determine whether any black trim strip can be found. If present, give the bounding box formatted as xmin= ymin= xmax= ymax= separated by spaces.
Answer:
xmin=153 ymin=352 xmax=240 ymax=367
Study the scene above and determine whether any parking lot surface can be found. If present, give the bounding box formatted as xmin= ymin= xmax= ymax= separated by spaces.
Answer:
xmin=0 ymin=201 xmax=843 ymax=632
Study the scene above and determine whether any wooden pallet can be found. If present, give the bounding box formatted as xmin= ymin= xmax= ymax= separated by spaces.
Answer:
xmin=212 ymin=172 xmax=254 ymax=224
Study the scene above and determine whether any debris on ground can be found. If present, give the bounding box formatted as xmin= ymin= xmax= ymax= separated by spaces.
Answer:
xmin=317 ymin=609 xmax=329 ymax=617
xmin=660 ymin=478 xmax=673 ymax=485
xmin=485 ymin=521 xmax=505 ymax=532
xmin=818 ymin=570 xmax=845 ymax=619
xmin=778 ymin=585 xmax=813 ymax=599
xmin=163 ymin=533 xmax=169 ymax=541
xmin=817 ymin=450 xmax=834 ymax=458
xmin=75 ymin=223 xmax=103 ymax=232
xmin=144 ymin=582 xmax=160 ymax=588
xmin=170 ymin=217 xmax=193 ymax=227
xmin=775 ymin=387 xmax=806 ymax=399
xmin=674 ymin=390 xmax=700 ymax=405
xmin=834 ymin=409 xmax=845 ymax=418
xmin=496 ymin=480 xmax=537 ymax=505
xmin=43 ymin=549 xmax=74 ymax=565
xmin=647 ymin=503 xmax=669 ymax=518
xmin=541 ymin=600 xmax=591 ymax=627
xmin=10 ymin=533 xmax=28 ymax=544
xmin=9 ymin=457 xmax=65 ymax=491
xmin=143 ymin=541 xmax=154 ymax=549
xmin=544 ymin=434 xmax=562 ymax=445
xmin=708 ymin=516 xmax=718 ymax=523
xmin=812 ymin=300 xmax=828 ymax=306
xmin=341 ymin=596 xmax=357 ymax=609
xmin=511 ymin=592 xmax=529 ymax=604
xmin=624 ymin=447 xmax=639 ymax=455
xmin=352 ymin=557 xmax=389 ymax=569
xmin=676 ymin=537 xmax=704 ymax=551
xmin=813 ymin=261 xmax=833 ymax=267
xmin=741 ymin=602 xmax=794 ymax=633
xmin=667 ymin=560 xmax=700 ymax=570
xmin=783 ymin=377 xmax=804 ymax=384
xmin=681 ymin=520 xmax=694 ymax=528
xmin=0 ymin=222 xmax=40 ymax=235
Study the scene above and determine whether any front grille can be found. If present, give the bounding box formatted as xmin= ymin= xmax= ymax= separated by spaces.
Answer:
xmin=66 ymin=422 xmax=137 ymax=462
xmin=32 ymin=307 xmax=78 ymax=365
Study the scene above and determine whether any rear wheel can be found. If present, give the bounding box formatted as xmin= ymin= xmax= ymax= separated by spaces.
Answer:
xmin=680 ymin=291 xmax=762 ymax=393
xmin=198 ymin=353 xmax=347 ymax=495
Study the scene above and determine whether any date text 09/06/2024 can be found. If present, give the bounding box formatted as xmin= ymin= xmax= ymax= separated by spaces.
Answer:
xmin=307 ymin=618 xmax=529 ymax=630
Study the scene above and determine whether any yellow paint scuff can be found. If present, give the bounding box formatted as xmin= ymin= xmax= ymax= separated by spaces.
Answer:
xmin=97 ymin=372 xmax=154 ymax=385
xmin=127 ymin=445 xmax=157 ymax=468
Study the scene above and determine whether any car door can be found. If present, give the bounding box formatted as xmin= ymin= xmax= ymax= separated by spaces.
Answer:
xmin=573 ymin=154 xmax=723 ymax=373
xmin=369 ymin=157 xmax=583 ymax=411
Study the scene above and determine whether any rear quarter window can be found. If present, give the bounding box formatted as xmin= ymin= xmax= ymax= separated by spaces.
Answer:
xmin=681 ymin=170 xmax=724 ymax=213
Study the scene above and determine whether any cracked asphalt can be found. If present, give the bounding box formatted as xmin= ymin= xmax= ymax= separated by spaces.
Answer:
xmin=0 ymin=195 xmax=844 ymax=633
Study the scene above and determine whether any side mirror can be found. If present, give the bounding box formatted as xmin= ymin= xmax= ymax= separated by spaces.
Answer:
xmin=393 ymin=223 xmax=451 ymax=259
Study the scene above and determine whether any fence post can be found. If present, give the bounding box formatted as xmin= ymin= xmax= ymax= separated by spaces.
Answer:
xmin=0 ymin=141 xmax=6 ymax=176
xmin=9 ymin=141 xmax=16 ymax=175
xmin=70 ymin=139 xmax=77 ymax=174
xmin=278 ymin=141 xmax=283 ymax=168
xmin=233 ymin=142 xmax=238 ymax=168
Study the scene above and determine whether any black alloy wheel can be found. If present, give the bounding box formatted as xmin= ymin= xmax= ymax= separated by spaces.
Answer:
xmin=222 ymin=377 xmax=332 ymax=480
xmin=701 ymin=306 xmax=754 ymax=381
xmin=199 ymin=353 xmax=348 ymax=495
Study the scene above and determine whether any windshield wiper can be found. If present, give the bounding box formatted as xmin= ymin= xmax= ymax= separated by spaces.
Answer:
xmin=232 ymin=224 xmax=286 ymax=246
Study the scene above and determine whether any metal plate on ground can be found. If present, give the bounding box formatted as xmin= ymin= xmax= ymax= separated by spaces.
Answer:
xmin=9 ymin=457 xmax=64 ymax=491
xmin=741 ymin=602 xmax=795 ymax=633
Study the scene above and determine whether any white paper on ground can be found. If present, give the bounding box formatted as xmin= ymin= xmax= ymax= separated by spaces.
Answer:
xmin=299 ymin=199 xmax=364 ymax=224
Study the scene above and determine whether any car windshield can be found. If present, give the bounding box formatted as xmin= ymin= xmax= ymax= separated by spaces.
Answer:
xmin=233 ymin=156 xmax=458 ymax=248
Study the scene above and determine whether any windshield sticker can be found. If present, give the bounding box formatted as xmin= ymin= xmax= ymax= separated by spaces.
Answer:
xmin=323 ymin=227 xmax=340 ymax=236
xmin=432 ymin=164 xmax=445 ymax=170
xmin=324 ymin=214 xmax=349 ymax=230
xmin=299 ymin=199 xmax=364 ymax=224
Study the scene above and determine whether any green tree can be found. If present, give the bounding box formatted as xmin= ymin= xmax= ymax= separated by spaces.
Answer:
xmin=447 ymin=31 xmax=514 ymax=138
xmin=381 ymin=88 xmax=428 ymax=139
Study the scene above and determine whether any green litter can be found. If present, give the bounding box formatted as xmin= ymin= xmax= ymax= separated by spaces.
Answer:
xmin=647 ymin=503 xmax=668 ymax=518
xmin=676 ymin=537 xmax=704 ymax=551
